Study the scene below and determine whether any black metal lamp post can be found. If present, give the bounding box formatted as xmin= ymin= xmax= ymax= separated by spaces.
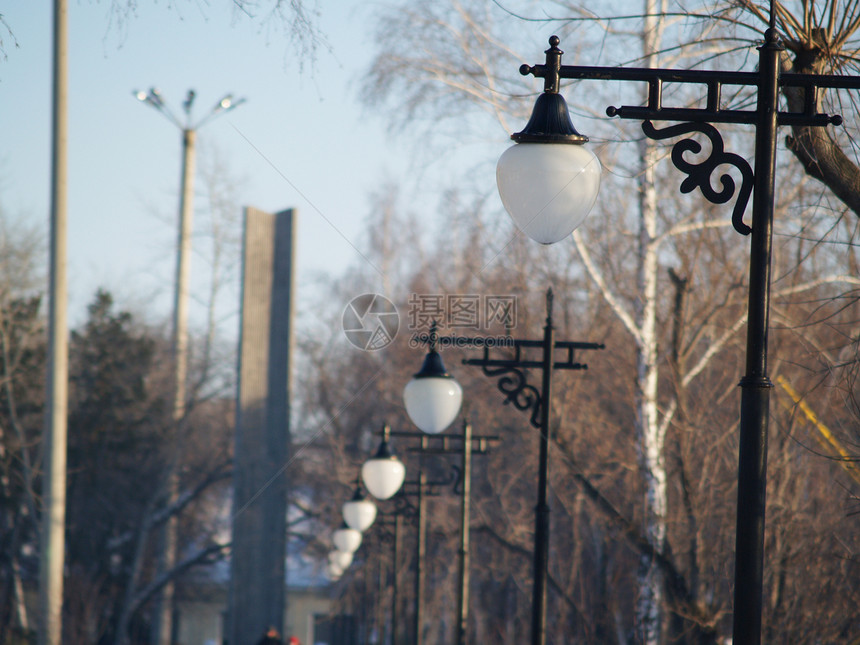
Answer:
xmin=369 ymin=469 xmax=442 ymax=645
xmin=498 ymin=5 xmax=860 ymax=643
xmin=411 ymin=291 xmax=604 ymax=645
xmin=394 ymin=422 xmax=497 ymax=645
xmin=361 ymin=510 xmax=405 ymax=644
xmin=339 ymin=472 xmax=403 ymax=640
xmin=384 ymin=512 xmax=406 ymax=644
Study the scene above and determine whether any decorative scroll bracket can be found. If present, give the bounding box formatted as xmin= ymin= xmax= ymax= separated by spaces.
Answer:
xmin=642 ymin=120 xmax=754 ymax=235
xmin=476 ymin=362 xmax=544 ymax=430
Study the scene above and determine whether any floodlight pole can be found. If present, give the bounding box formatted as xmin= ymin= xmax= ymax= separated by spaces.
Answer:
xmin=133 ymin=88 xmax=244 ymax=645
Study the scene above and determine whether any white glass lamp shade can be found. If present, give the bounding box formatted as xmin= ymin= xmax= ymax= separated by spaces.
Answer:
xmin=496 ymin=142 xmax=601 ymax=244
xmin=332 ymin=525 xmax=363 ymax=553
xmin=342 ymin=494 xmax=377 ymax=532
xmin=362 ymin=455 xmax=406 ymax=500
xmin=328 ymin=549 xmax=353 ymax=570
xmin=404 ymin=375 xmax=463 ymax=434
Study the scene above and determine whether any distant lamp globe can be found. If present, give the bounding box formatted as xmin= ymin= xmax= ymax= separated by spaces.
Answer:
xmin=361 ymin=426 xmax=406 ymax=500
xmin=332 ymin=524 xmax=362 ymax=554
xmin=342 ymin=486 xmax=377 ymax=532
xmin=404 ymin=325 xmax=463 ymax=434
xmin=328 ymin=549 xmax=353 ymax=571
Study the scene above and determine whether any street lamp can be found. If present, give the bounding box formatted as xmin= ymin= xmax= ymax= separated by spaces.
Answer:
xmin=350 ymin=466 xmax=433 ymax=645
xmin=409 ymin=296 xmax=604 ymax=645
xmin=332 ymin=523 xmax=363 ymax=554
xmin=498 ymin=8 xmax=860 ymax=643
xmin=360 ymin=502 xmax=409 ymax=643
xmin=361 ymin=425 xmax=407 ymax=500
xmin=133 ymin=88 xmax=245 ymax=645
xmin=386 ymin=468 xmax=459 ymax=645
xmin=342 ymin=483 xmax=378 ymax=533
xmin=133 ymin=87 xmax=246 ymax=438
xmin=496 ymin=86 xmax=601 ymax=244
xmin=403 ymin=331 xmax=463 ymax=434
xmin=387 ymin=423 xmax=497 ymax=645
xmin=326 ymin=560 xmax=344 ymax=581
xmin=351 ymin=511 xmax=404 ymax=643
xmin=356 ymin=424 xmax=496 ymax=645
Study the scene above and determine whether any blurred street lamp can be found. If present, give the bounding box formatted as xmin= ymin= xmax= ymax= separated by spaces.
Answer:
xmin=403 ymin=335 xmax=463 ymax=434
xmin=342 ymin=483 xmax=378 ymax=533
xmin=332 ymin=523 xmax=363 ymax=554
xmin=356 ymin=429 xmax=432 ymax=645
xmin=132 ymin=87 xmax=246 ymax=436
xmin=335 ymin=473 xmax=418 ymax=643
xmin=361 ymin=425 xmax=407 ymax=500
xmin=362 ymin=423 xmax=496 ymax=645
xmin=133 ymin=88 xmax=246 ymax=430
xmin=399 ymin=422 xmax=497 ymax=645
xmin=326 ymin=560 xmax=345 ymax=581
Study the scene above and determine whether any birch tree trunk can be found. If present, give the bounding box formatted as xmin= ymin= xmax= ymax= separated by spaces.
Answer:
xmin=634 ymin=2 xmax=668 ymax=643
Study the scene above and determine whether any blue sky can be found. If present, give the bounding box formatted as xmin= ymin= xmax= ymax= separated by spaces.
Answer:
xmin=0 ymin=1 xmax=459 ymax=334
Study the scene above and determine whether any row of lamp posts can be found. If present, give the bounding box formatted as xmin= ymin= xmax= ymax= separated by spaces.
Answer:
xmin=333 ymin=421 xmax=494 ymax=645
xmin=326 ymin=289 xmax=603 ymax=645
xmin=325 ymin=2 xmax=855 ymax=642
xmin=490 ymin=2 xmax=860 ymax=642
xmin=327 ymin=316 xmax=471 ymax=642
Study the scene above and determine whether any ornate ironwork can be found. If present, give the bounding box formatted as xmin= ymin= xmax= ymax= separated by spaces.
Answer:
xmin=376 ymin=502 xmax=417 ymax=523
xmin=477 ymin=362 xmax=543 ymax=429
xmin=449 ymin=464 xmax=464 ymax=495
xmin=642 ymin=120 xmax=754 ymax=235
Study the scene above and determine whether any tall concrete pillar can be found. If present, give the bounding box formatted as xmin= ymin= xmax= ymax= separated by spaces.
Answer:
xmin=229 ymin=207 xmax=296 ymax=645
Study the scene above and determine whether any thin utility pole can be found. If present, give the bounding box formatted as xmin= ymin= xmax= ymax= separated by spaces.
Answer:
xmin=39 ymin=1 xmax=69 ymax=644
